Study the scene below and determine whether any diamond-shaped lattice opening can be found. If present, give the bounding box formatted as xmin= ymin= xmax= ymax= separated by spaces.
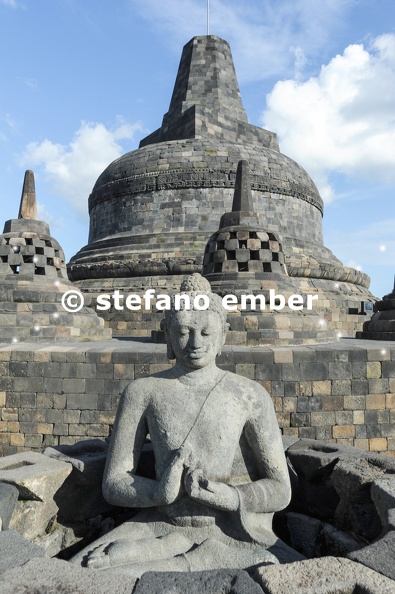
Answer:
xmin=25 ymin=238 xmax=33 ymax=245
xmin=47 ymin=258 xmax=54 ymax=266
xmin=36 ymin=247 xmax=44 ymax=255
xmin=238 ymin=262 xmax=248 ymax=272
xmin=10 ymin=265 xmax=19 ymax=274
xmin=35 ymin=267 xmax=45 ymax=275
xmin=45 ymin=240 xmax=52 ymax=247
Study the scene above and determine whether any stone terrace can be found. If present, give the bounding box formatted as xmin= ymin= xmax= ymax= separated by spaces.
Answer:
xmin=0 ymin=339 xmax=394 ymax=456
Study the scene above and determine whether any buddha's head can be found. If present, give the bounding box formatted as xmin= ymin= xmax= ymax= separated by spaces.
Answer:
xmin=161 ymin=274 xmax=228 ymax=369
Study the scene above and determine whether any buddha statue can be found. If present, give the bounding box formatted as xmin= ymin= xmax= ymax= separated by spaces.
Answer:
xmin=72 ymin=274 xmax=292 ymax=575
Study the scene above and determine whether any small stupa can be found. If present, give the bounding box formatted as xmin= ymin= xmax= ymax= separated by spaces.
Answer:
xmin=0 ymin=171 xmax=111 ymax=343
xmin=356 ymin=277 xmax=395 ymax=340
xmin=203 ymin=160 xmax=334 ymax=345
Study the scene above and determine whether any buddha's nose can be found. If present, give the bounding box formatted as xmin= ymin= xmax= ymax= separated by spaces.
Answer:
xmin=189 ymin=331 xmax=202 ymax=349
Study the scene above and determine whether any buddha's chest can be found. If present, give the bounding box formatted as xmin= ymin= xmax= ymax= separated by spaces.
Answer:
xmin=147 ymin=384 xmax=247 ymax=472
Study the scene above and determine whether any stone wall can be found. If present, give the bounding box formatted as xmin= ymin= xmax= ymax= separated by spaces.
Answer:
xmin=0 ymin=339 xmax=394 ymax=457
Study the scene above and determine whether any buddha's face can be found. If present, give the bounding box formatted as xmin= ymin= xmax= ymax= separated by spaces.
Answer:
xmin=168 ymin=309 xmax=225 ymax=369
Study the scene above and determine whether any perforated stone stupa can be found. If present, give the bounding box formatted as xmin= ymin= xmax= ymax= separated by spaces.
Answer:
xmin=0 ymin=171 xmax=111 ymax=343
xmin=202 ymin=160 xmax=333 ymax=345
xmin=68 ymin=35 xmax=375 ymax=340
xmin=357 ymin=277 xmax=395 ymax=340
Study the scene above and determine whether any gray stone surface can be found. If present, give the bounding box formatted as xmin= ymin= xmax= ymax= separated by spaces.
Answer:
xmin=44 ymin=439 xmax=111 ymax=522
xmin=321 ymin=523 xmax=362 ymax=557
xmin=286 ymin=512 xmax=322 ymax=558
xmin=1 ymin=338 xmax=395 ymax=456
xmin=358 ymin=278 xmax=395 ymax=340
xmin=371 ymin=476 xmax=395 ymax=529
xmin=331 ymin=458 xmax=385 ymax=540
xmin=134 ymin=569 xmax=263 ymax=594
xmin=0 ymin=529 xmax=45 ymax=575
xmin=72 ymin=275 xmax=290 ymax=575
xmin=0 ymin=482 xmax=18 ymax=531
xmin=254 ymin=556 xmax=395 ymax=594
xmin=0 ymin=558 xmax=137 ymax=594
xmin=348 ymin=530 xmax=395 ymax=581
xmin=0 ymin=451 xmax=71 ymax=540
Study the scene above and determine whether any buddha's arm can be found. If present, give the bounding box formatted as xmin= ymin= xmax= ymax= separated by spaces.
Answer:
xmin=102 ymin=382 xmax=185 ymax=508
xmin=235 ymin=388 xmax=291 ymax=513
xmin=185 ymin=387 xmax=291 ymax=514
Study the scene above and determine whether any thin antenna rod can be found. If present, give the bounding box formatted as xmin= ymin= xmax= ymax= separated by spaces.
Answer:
xmin=207 ymin=0 xmax=210 ymax=35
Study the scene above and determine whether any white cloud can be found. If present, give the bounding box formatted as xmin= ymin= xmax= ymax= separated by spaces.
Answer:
xmin=20 ymin=119 xmax=144 ymax=217
xmin=0 ymin=0 xmax=19 ymax=7
xmin=262 ymin=34 xmax=395 ymax=202
xmin=36 ymin=201 xmax=64 ymax=230
xmin=130 ymin=0 xmax=356 ymax=83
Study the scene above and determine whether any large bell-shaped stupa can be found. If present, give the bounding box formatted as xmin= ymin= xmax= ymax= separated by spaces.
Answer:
xmin=68 ymin=35 xmax=375 ymax=341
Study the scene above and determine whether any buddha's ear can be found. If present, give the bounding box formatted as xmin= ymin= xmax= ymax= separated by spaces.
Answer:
xmin=160 ymin=318 xmax=175 ymax=360
xmin=217 ymin=322 xmax=229 ymax=356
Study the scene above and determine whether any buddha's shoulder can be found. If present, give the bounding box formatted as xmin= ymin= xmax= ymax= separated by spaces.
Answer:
xmin=222 ymin=370 xmax=270 ymax=405
xmin=121 ymin=371 xmax=177 ymax=400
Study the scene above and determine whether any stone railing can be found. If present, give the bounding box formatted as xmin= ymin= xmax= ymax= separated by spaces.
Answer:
xmin=0 ymin=338 xmax=394 ymax=457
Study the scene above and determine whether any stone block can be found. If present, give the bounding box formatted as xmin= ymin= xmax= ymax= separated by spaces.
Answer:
xmin=371 ymin=476 xmax=395 ymax=528
xmin=331 ymin=458 xmax=384 ymax=540
xmin=328 ymin=362 xmax=352 ymax=380
xmin=321 ymin=523 xmax=362 ymax=557
xmin=134 ymin=569 xmax=263 ymax=594
xmin=369 ymin=437 xmax=388 ymax=451
xmin=366 ymin=393 xmax=386 ymax=409
xmin=0 ymin=482 xmax=19 ymax=530
xmin=44 ymin=439 xmax=111 ymax=522
xmin=287 ymin=512 xmax=322 ymax=558
xmin=0 ymin=451 xmax=71 ymax=501
xmin=0 ymin=451 xmax=71 ymax=540
xmin=235 ymin=248 xmax=250 ymax=262
xmin=367 ymin=361 xmax=382 ymax=379
xmin=254 ymin=556 xmax=395 ymax=593
xmin=0 ymin=558 xmax=137 ymax=594
xmin=258 ymin=249 xmax=272 ymax=262
xmin=0 ymin=529 xmax=45 ymax=575
xmin=224 ymin=238 xmax=238 ymax=250
xmin=299 ymin=363 xmax=328 ymax=381
xmin=247 ymin=260 xmax=263 ymax=272
xmin=348 ymin=530 xmax=395 ymax=581
xmin=332 ymin=425 xmax=355 ymax=438
xmin=320 ymin=394 xmax=344 ymax=411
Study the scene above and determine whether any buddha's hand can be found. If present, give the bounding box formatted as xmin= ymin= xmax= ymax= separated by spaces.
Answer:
xmin=157 ymin=445 xmax=192 ymax=505
xmin=184 ymin=469 xmax=239 ymax=512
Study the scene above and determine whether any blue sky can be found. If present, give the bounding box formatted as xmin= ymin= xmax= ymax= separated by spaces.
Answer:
xmin=0 ymin=0 xmax=394 ymax=299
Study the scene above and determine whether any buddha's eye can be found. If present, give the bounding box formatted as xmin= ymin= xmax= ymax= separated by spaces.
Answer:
xmin=201 ymin=329 xmax=211 ymax=336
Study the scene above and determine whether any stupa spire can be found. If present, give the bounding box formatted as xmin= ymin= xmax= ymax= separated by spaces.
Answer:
xmin=139 ymin=36 xmax=278 ymax=150
xmin=219 ymin=160 xmax=259 ymax=228
xmin=18 ymin=170 xmax=37 ymax=220
xmin=232 ymin=160 xmax=253 ymax=213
